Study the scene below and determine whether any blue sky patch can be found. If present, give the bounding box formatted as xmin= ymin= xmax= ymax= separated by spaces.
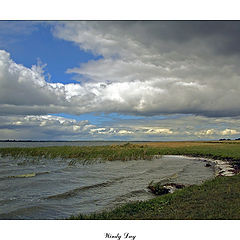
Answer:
xmin=0 ymin=21 xmax=102 ymax=84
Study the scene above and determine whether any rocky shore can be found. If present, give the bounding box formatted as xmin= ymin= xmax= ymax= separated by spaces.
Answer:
xmin=175 ymin=155 xmax=236 ymax=177
xmin=200 ymin=157 xmax=235 ymax=176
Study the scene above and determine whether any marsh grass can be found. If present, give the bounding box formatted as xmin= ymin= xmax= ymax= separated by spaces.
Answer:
xmin=2 ymin=141 xmax=239 ymax=167
xmin=0 ymin=143 xmax=154 ymax=163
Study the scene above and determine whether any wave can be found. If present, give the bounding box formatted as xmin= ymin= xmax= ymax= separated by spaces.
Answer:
xmin=151 ymin=163 xmax=193 ymax=185
xmin=44 ymin=181 xmax=113 ymax=200
xmin=43 ymin=166 xmax=179 ymax=201
xmin=0 ymin=197 xmax=17 ymax=205
xmin=160 ymin=172 xmax=178 ymax=181
xmin=0 ymin=205 xmax=51 ymax=220
xmin=44 ymin=173 xmax=132 ymax=200
xmin=143 ymin=165 xmax=164 ymax=175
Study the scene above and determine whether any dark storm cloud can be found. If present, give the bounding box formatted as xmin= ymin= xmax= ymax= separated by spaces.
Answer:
xmin=114 ymin=21 xmax=240 ymax=55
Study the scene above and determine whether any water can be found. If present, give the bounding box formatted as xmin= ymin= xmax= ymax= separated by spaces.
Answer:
xmin=0 ymin=141 xmax=145 ymax=148
xmin=0 ymin=153 xmax=215 ymax=220
xmin=0 ymin=141 xmax=122 ymax=148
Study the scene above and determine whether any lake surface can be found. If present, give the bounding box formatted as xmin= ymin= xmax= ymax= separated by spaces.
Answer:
xmin=0 ymin=154 xmax=215 ymax=220
xmin=0 ymin=141 xmax=132 ymax=148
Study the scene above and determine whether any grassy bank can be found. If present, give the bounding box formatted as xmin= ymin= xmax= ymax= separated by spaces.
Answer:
xmin=1 ymin=141 xmax=240 ymax=219
xmin=70 ymin=174 xmax=240 ymax=219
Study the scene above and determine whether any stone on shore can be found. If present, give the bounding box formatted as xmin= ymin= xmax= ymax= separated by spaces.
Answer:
xmin=148 ymin=182 xmax=185 ymax=195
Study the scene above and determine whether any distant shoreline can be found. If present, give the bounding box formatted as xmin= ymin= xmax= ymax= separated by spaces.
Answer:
xmin=0 ymin=140 xmax=151 ymax=143
xmin=2 ymin=139 xmax=240 ymax=143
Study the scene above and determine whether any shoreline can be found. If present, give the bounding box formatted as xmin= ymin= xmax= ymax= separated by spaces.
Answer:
xmin=148 ymin=155 xmax=235 ymax=197
xmin=175 ymin=155 xmax=236 ymax=177
xmin=154 ymin=154 xmax=236 ymax=178
xmin=203 ymin=158 xmax=236 ymax=177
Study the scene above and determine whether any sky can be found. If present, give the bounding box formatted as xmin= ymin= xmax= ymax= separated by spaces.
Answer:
xmin=0 ymin=21 xmax=240 ymax=141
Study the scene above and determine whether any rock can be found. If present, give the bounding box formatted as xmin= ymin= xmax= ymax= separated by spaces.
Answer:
xmin=148 ymin=185 xmax=170 ymax=195
xmin=167 ymin=183 xmax=185 ymax=189
xmin=148 ymin=181 xmax=185 ymax=195
xmin=205 ymin=163 xmax=212 ymax=167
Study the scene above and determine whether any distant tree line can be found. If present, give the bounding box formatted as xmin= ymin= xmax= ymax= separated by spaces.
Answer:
xmin=219 ymin=138 xmax=240 ymax=141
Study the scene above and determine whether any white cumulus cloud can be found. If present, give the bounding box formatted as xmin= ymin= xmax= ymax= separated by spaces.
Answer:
xmin=0 ymin=114 xmax=240 ymax=140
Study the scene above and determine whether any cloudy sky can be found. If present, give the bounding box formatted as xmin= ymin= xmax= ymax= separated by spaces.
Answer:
xmin=0 ymin=21 xmax=240 ymax=141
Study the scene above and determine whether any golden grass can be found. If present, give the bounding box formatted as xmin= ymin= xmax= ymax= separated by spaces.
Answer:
xmin=142 ymin=141 xmax=217 ymax=148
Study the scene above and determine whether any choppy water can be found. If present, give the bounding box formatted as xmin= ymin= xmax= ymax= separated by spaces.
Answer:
xmin=0 ymin=155 xmax=215 ymax=219
xmin=0 ymin=141 xmax=143 ymax=148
